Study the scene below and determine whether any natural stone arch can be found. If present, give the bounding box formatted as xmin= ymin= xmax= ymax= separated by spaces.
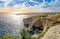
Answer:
xmin=28 ymin=18 xmax=46 ymax=34
xmin=28 ymin=14 xmax=60 ymax=34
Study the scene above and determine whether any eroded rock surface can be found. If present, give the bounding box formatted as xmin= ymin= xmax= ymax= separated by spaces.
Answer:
xmin=23 ymin=13 xmax=60 ymax=35
xmin=42 ymin=25 xmax=60 ymax=39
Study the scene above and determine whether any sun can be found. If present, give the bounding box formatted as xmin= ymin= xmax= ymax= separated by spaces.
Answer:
xmin=11 ymin=12 xmax=24 ymax=14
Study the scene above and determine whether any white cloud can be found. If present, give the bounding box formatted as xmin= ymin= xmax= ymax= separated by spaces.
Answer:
xmin=0 ymin=0 xmax=60 ymax=8
xmin=0 ymin=0 xmax=60 ymax=12
xmin=47 ymin=0 xmax=60 ymax=8
xmin=0 ymin=0 xmax=12 ymax=8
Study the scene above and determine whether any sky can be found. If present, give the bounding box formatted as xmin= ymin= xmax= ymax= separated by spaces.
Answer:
xmin=0 ymin=0 xmax=60 ymax=12
xmin=0 ymin=0 xmax=60 ymax=8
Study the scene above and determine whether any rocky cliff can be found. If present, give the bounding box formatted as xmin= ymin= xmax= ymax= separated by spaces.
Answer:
xmin=23 ymin=13 xmax=60 ymax=38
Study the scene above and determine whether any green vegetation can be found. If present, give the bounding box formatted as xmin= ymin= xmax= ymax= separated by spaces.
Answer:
xmin=20 ymin=29 xmax=31 ymax=39
xmin=0 ymin=29 xmax=46 ymax=39
xmin=37 ymin=32 xmax=46 ymax=39
xmin=0 ymin=35 xmax=20 ymax=39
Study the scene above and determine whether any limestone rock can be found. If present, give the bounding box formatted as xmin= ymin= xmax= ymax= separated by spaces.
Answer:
xmin=23 ymin=13 xmax=60 ymax=35
xmin=42 ymin=25 xmax=60 ymax=39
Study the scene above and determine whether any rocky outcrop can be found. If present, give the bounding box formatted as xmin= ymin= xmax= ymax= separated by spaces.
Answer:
xmin=23 ymin=13 xmax=60 ymax=35
xmin=42 ymin=25 xmax=60 ymax=39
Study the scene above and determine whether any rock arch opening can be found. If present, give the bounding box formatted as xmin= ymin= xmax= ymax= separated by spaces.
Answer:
xmin=28 ymin=19 xmax=44 ymax=34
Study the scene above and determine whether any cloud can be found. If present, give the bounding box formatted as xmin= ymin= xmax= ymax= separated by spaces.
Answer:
xmin=0 ymin=0 xmax=60 ymax=12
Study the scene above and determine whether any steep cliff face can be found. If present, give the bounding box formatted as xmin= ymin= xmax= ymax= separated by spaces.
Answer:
xmin=23 ymin=13 xmax=60 ymax=35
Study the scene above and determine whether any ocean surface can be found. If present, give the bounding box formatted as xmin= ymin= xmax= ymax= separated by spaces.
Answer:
xmin=0 ymin=14 xmax=29 ymax=36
